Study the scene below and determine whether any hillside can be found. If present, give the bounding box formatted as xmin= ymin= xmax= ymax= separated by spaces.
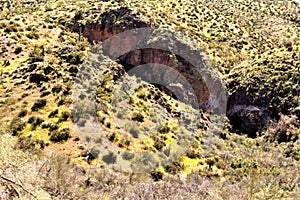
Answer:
xmin=0 ymin=0 xmax=299 ymax=199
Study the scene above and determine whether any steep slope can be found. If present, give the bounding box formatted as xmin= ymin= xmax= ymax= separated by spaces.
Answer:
xmin=0 ymin=0 xmax=300 ymax=199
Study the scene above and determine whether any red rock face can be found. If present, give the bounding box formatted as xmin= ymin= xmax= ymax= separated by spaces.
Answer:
xmin=118 ymin=49 xmax=210 ymax=109
xmin=70 ymin=8 xmax=149 ymax=43
xmin=70 ymin=8 xmax=210 ymax=110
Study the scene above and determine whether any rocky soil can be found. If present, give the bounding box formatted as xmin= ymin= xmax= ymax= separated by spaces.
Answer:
xmin=0 ymin=0 xmax=299 ymax=199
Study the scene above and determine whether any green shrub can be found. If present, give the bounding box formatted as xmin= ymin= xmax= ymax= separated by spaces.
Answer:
xmin=9 ymin=116 xmax=25 ymax=136
xmin=26 ymin=31 xmax=39 ymax=39
xmin=31 ymin=99 xmax=47 ymax=111
xmin=15 ymin=136 xmax=45 ymax=152
xmin=164 ymin=161 xmax=183 ymax=174
xmin=102 ymin=152 xmax=116 ymax=164
xmin=27 ymin=116 xmax=44 ymax=130
xmin=185 ymin=149 xmax=199 ymax=159
xmin=153 ymin=136 xmax=165 ymax=150
xmin=41 ymin=121 xmax=59 ymax=131
xmin=131 ymin=111 xmax=144 ymax=122
xmin=40 ymin=90 xmax=51 ymax=97
xmin=158 ymin=124 xmax=171 ymax=133
xmin=49 ymin=128 xmax=70 ymax=143
xmin=13 ymin=46 xmax=22 ymax=54
xmin=48 ymin=109 xmax=59 ymax=118
xmin=74 ymin=11 xmax=83 ymax=20
xmin=129 ymin=127 xmax=139 ymax=138
xmin=28 ymin=46 xmax=44 ymax=63
xmin=4 ymin=26 xmax=13 ymax=33
xmin=108 ymin=133 xmax=116 ymax=142
xmin=58 ymin=111 xmax=70 ymax=123
xmin=122 ymin=151 xmax=135 ymax=160
xmin=150 ymin=171 xmax=163 ymax=181
xmin=17 ymin=109 xmax=27 ymax=117
xmin=56 ymin=97 xmax=65 ymax=106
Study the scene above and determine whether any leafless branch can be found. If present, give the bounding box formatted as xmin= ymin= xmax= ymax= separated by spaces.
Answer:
xmin=0 ymin=175 xmax=36 ymax=198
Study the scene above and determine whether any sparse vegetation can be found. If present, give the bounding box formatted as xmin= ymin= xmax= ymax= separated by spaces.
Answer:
xmin=102 ymin=152 xmax=117 ymax=164
xmin=31 ymin=99 xmax=47 ymax=111
xmin=9 ymin=116 xmax=25 ymax=136
xmin=131 ymin=111 xmax=144 ymax=122
xmin=15 ymin=136 xmax=45 ymax=152
xmin=129 ymin=127 xmax=139 ymax=138
xmin=0 ymin=0 xmax=299 ymax=198
xmin=265 ymin=114 xmax=300 ymax=143
xmin=49 ymin=128 xmax=70 ymax=143
xmin=13 ymin=47 xmax=22 ymax=54
xmin=27 ymin=116 xmax=44 ymax=130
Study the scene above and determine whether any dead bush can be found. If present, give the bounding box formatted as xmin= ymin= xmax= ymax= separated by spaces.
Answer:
xmin=265 ymin=114 xmax=300 ymax=143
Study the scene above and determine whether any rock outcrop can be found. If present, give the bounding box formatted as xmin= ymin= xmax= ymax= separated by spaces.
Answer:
xmin=70 ymin=8 xmax=218 ymax=111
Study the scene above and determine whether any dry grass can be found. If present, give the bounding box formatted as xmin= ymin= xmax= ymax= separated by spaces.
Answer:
xmin=0 ymin=0 xmax=299 ymax=199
